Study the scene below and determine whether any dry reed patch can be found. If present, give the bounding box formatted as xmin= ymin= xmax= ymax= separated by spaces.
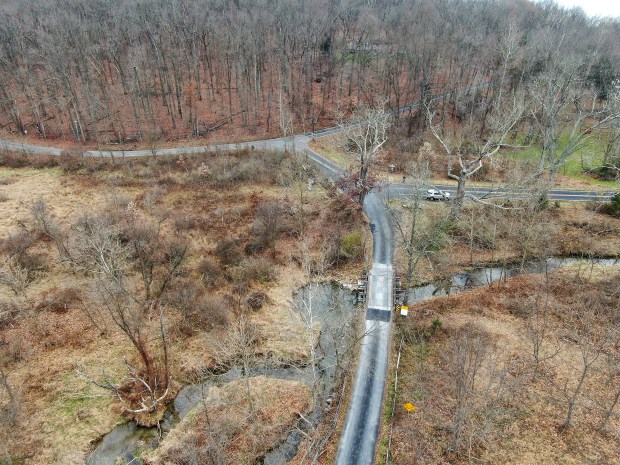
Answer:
xmin=249 ymin=265 xmax=312 ymax=361
xmin=145 ymin=376 xmax=312 ymax=465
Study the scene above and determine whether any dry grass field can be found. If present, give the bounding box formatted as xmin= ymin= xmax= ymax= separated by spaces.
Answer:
xmin=386 ymin=265 xmax=620 ymax=465
xmin=0 ymin=150 xmax=367 ymax=464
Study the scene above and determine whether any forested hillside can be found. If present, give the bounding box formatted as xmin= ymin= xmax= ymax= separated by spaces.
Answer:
xmin=0 ymin=0 xmax=618 ymax=145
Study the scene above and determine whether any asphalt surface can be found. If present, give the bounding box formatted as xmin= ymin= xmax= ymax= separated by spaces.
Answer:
xmin=0 ymin=97 xmax=616 ymax=465
xmin=387 ymin=183 xmax=617 ymax=202
xmin=334 ymin=190 xmax=395 ymax=465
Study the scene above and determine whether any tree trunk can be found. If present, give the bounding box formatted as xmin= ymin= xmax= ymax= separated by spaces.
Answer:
xmin=450 ymin=175 xmax=467 ymax=220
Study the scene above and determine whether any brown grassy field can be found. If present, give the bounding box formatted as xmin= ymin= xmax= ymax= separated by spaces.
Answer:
xmin=0 ymin=150 xmax=367 ymax=464
xmin=386 ymin=265 xmax=620 ymax=465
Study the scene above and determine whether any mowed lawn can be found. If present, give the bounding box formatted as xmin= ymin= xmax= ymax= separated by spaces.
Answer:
xmin=504 ymin=131 xmax=619 ymax=187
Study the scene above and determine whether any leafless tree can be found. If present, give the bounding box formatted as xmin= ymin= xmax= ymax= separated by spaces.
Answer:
xmin=253 ymin=201 xmax=284 ymax=258
xmin=342 ymin=102 xmax=391 ymax=204
xmin=387 ymin=161 xmax=448 ymax=305
xmin=527 ymin=53 xmax=620 ymax=187
xmin=444 ymin=324 xmax=522 ymax=458
xmin=558 ymin=303 xmax=613 ymax=433
xmin=71 ymin=212 xmax=187 ymax=416
xmin=597 ymin=351 xmax=620 ymax=431
xmin=427 ymin=89 xmax=526 ymax=220
xmin=524 ymin=290 xmax=561 ymax=377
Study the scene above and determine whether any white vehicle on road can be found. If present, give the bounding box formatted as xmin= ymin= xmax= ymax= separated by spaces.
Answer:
xmin=425 ymin=188 xmax=451 ymax=201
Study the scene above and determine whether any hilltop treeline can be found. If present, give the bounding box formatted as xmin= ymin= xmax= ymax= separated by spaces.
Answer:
xmin=0 ymin=0 xmax=618 ymax=144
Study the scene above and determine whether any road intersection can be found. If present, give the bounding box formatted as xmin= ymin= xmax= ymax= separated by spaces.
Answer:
xmin=0 ymin=113 xmax=617 ymax=465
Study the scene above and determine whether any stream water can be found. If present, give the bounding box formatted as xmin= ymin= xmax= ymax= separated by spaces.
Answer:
xmin=408 ymin=257 xmax=619 ymax=302
xmin=87 ymin=257 xmax=618 ymax=464
xmin=87 ymin=282 xmax=357 ymax=465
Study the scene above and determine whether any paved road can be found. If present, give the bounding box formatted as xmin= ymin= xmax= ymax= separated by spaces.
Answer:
xmin=0 ymin=101 xmax=616 ymax=465
xmin=387 ymin=183 xmax=617 ymax=202
xmin=334 ymin=190 xmax=394 ymax=465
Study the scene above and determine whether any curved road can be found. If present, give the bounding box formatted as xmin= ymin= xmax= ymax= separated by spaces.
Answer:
xmin=0 ymin=113 xmax=616 ymax=465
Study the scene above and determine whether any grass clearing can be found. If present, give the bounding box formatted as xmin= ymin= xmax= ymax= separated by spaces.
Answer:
xmin=504 ymin=132 xmax=617 ymax=184
xmin=309 ymin=136 xmax=357 ymax=169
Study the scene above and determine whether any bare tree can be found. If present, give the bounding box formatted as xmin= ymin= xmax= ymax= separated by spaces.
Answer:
xmin=523 ymin=282 xmax=562 ymax=377
xmin=443 ymin=323 xmax=523 ymax=459
xmin=342 ymin=102 xmax=391 ymax=204
xmin=558 ymin=303 xmax=613 ymax=433
xmin=387 ymin=161 xmax=448 ymax=305
xmin=253 ymin=201 xmax=284 ymax=258
xmin=597 ymin=350 xmax=620 ymax=431
xmin=71 ymin=212 xmax=187 ymax=417
xmin=427 ymin=89 xmax=525 ymax=220
xmin=527 ymin=54 xmax=620 ymax=187
xmin=448 ymin=325 xmax=489 ymax=452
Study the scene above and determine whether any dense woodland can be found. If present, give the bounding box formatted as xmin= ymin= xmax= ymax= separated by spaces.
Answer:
xmin=1 ymin=1 xmax=620 ymax=464
xmin=0 ymin=0 xmax=619 ymax=145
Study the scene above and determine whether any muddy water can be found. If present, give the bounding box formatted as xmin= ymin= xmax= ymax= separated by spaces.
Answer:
xmin=87 ymin=282 xmax=357 ymax=465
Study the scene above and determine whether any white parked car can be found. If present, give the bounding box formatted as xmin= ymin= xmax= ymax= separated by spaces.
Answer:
xmin=425 ymin=189 xmax=451 ymax=201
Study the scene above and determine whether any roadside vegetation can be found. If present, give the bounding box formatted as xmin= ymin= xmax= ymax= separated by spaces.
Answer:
xmin=0 ymin=149 xmax=367 ymax=464
xmin=387 ymin=264 xmax=620 ymax=465
xmin=1 ymin=0 xmax=620 ymax=464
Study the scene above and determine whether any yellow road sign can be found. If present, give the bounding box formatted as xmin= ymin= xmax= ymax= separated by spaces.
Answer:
xmin=404 ymin=402 xmax=416 ymax=412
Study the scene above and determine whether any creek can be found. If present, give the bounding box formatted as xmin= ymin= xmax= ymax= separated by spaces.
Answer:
xmin=87 ymin=257 xmax=618 ymax=464
xmin=87 ymin=282 xmax=356 ymax=465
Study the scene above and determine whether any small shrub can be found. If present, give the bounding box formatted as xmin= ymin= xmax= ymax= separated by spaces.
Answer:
xmin=252 ymin=201 xmax=285 ymax=257
xmin=0 ymin=230 xmax=38 ymax=257
xmin=600 ymin=193 xmax=620 ymax=218
xmin=0 ymin=332 xmax=32 ymax=363
xmin=196 ymin=258 xmax=221 ymax=288
xmin=589 ymin=164 xmax=619 ymax=181
xmin=0 ymin=152 xmax=29 ymax=168
xmin=173 ymin=215 xmax=202 ymax=232
xmin=246 ymin=291 xmax=268 ymax=311
xmin=0 ymin=300 xmax=20 ymax=329
xmin=0 ymin=192 xmax=8 ymax=202
xmin=13 ymin=252 xmax=47 ymax=283
xmin=36 ymin=287 xmax=82 ymax=314
xmin=236 ymin=257 xmax=276 ymax=283
xmin=244 ymin=240 xmax=266 ymax=255
xmin=431 ymin=318 xmax=443 ymax=334
xmin=198 ymin=294 xmax=230 ymax=328
xmin=31 ymin=199 xmax=60 ymax=239
xmin=163 ymin=278 xmax=202 ymax=312
xmin=58 ymin=151 xmax=86 ymax=172
xmin=30 ymin=155 xmax=60 ymax=169
xmin=0 ymin=176 xmax=16 ymax=186
xmin=155 ymin=175 xmax=178 ymax=187
xmin=165 ymin=279 xmax=229 ymax=334
xmin=214 ymin=238 xmax=243 ymax=267
xmin=340 ymin=230 xmax=364 ymax=260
